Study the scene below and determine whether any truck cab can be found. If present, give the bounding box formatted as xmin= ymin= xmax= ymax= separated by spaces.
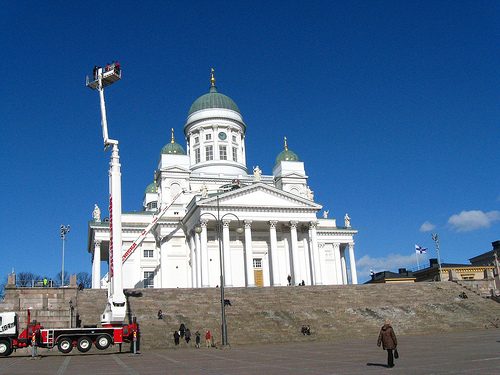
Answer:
xmin=0 ymin=312 xmax=20 ymax=356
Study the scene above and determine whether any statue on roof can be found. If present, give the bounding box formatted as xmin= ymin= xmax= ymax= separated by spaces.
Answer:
xmin=253 ymin=166 xmax=262 ymax=182
xmin=200 ymin=183 xmax=208 ymax=198
xmin=93 ymin=204 xmax=101 ymax=222
xmin=306 ymin=186 xmax=314 ymax=200
xmin=323 ymin=210 xmax=329 ymax=219
xmin=344 ymin=213 xmax=351 ymax=228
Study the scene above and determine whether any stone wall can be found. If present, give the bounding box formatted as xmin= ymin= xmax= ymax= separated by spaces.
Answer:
xmin=0 ymin=285 xmax=77 ymax=328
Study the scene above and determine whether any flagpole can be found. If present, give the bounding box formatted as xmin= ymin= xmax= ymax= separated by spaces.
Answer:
xmin=416 ymin=251 xmax=420 ymax=271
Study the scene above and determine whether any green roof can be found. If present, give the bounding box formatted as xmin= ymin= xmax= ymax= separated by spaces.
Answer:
xmin=275 ymin=149 xmax=299 ymax=164
xmin=161 ymin=142 xmax=186 ymax=155
xmin=188 ymin=86 xmax=240 ymax=116
xmin=145 ymin=181 xmax=157 ymax=194
xmin=275 ymin=137 xmax=299 ymax=164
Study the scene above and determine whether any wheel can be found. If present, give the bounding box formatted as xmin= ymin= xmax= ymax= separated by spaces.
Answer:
xmin=0 ymin=339 xmax=13 ymax=357
xmin=77 ymin=336 xmax=92 ymax=353
xmin=95 ymin=334 xmax=111 ymax=350
xmin=57 ymin=337 xmax=73 ymax=354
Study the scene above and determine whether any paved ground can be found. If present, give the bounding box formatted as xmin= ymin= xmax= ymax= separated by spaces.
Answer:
xmin=1 ymin=329 xmax=499 ymax=374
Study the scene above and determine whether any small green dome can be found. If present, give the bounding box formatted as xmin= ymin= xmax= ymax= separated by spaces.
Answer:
xmin=145 ymin=181 xmax=157 ymax=194
xmin=161 ymin=128 xmax=186 ymax=155
xmin=161 ymin=142 xmax=186 ymax=155
xmin=275 ymin=137 xmax=299 ymax=164
xmin=188 ymin=86 xmax=240 ymax=116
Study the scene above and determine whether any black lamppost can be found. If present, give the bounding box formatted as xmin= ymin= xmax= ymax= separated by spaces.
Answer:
xmin=195 ymin=194 xmax=243 ymax=346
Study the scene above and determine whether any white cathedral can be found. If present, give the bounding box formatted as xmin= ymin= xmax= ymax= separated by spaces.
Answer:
xmin=88 ymin=71 xmax=358 ymax=289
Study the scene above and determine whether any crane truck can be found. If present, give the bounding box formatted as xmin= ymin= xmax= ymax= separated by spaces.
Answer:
xmin=0 ymin=63 xmax=139 ymax=357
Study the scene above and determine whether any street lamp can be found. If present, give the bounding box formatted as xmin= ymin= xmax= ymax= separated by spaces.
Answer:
xmin=195 ymin=194 xmax=243 ymax=346
xmin=60 ymin=225 xmax=71 ymax=287
xmin=431 ymin=233 xmax=442 ymax=281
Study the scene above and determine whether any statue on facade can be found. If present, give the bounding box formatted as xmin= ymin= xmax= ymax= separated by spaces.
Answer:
xmin=253 ymin=165 xmax=262 ymax=181
xmin=92 ymin=204 xmax=101 ymax=222
xmin=323 ymin=210 xmax=329 ymax=219
xmin=344 ymin=213 xmax=351 ymax=228
xmin=200 ymin=183 xmax=208 ymax=198
xmin=306 ymin=186 xmax=314 ymax=200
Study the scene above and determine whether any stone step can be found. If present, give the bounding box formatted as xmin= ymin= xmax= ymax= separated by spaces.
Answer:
xmin=73 ymin=282 xmax=500 ymax=349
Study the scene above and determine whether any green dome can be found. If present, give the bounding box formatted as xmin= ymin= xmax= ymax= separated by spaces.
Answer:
xmin=188 ymin=86 xmax=240 ymax=116
xmin=161 ymin=142 xmax=186 ymax=155
xmin=145 ymin=181 xmax=157 ymax=194
xmin=275 ymin=137 xmax=300 ymax=164
xmin=275 ymin=149 xmax=299 ymax=164
xmin=161 ymin=128 xmax=186 ymax=155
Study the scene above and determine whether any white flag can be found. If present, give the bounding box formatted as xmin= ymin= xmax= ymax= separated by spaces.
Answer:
xmin=415 ymin=244 xmax=427 ymax=254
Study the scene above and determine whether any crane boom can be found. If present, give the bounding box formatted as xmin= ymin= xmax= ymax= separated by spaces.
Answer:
xmin=122 ymin=190 xmax=187 ymax=263
xmin=86 ymin=63 xmax=126 ymax=325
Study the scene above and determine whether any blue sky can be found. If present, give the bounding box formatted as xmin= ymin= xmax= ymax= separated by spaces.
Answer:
xmin=1 ymin=1 xmax=498 ymax=284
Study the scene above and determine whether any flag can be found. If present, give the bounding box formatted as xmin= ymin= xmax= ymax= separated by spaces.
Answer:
xmin=415 ymin=244 xmax=427 ymax=254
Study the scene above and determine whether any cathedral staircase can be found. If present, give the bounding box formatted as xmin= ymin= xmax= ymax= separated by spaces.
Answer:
xmin=74 ymin=282 xmax=500 ymax=349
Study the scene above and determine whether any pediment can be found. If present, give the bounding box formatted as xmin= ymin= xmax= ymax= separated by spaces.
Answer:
xmin=160 ymin=166 xmax=190 ymax=173
xmin=198 ymin=182 xmax=321 ymax=210
xmin=275 ymin=172 xmax=308 ymax=179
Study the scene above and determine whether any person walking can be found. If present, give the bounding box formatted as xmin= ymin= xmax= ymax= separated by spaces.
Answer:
xmin=377 ymin=319 xmax=398 ymax=368
xmin=205 ymin=330 xmax=212 ymax=348
xmin=185 ymin=328 xmax=191 ymax=344
xmin=195 ymin=331 xmax=201 ymax=348
xmin=173 ymin=330 xmax=180 ymax=346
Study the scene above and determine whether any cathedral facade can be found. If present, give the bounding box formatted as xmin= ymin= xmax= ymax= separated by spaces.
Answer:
xmin=88 ymin=72 xmax=358 ymax=289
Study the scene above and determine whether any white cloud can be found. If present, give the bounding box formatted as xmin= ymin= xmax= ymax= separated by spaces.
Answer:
xmin=447 ymin=210 xmax=500 ymax=232
xmin=419 ymin=221 xmax=435 ymax=232
xmin=356 ymin=253 xmax=427 ymax=281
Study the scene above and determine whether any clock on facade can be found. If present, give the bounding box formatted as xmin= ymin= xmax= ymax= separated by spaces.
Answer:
xmin=218 ymin=132 xmax=227 ymax=140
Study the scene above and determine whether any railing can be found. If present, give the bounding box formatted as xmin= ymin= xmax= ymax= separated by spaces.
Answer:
xmin=16 ymin=279 xmax=56 ymax=288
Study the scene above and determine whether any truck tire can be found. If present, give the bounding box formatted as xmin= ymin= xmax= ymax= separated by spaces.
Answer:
xmin=95 ymin=334 xmax=111 ymax=350
xmin=77 ymin=336 xmax=92 ymax=353
xmin=57 ymin=337 xmax=73 ymax=354
xmin=0 ymin=339 xmax=13 ymax=357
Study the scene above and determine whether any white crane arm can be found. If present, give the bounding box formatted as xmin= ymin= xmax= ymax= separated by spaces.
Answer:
xmin=121 ymin=190 xmax=187 ymax=263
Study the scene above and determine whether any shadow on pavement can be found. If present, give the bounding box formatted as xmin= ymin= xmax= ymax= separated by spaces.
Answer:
xmin=367 ymin=362 xmax=388 ymax=368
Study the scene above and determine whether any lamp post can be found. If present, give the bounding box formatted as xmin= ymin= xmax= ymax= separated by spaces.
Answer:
xmin=60 ymin=225 xmax=71 ymax=287
xmin=431 ymin=233 xmax=442 ymax=281
xmin=195 ymin=194 xmax=243 ymax=346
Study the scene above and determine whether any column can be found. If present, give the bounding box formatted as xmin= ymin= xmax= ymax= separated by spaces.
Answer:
xmin=289 ymin=221 xmax=299 ymax=285
xmin=341 ymin=246 xmax=348 ymax=284
xmin=302 ymin=237 xmax=311 ymax=285
xmin=333 ymin=243 xmax=342 ymax=285
xmin=348 ymin=242 xmax=358 ymax=284
xmin=269 ymin=220 xmax=280 ymax=286
xmin=244 ymin=220 xmax=255 ymax=287
xmin=195 ymin=231 xmax=201 ymax=288
xmin=92 ymin=240 xmax=101 ymax=289
xmin=222 ymin=219 xmax=233 ymax=287
xmin=310 ymin=221 xmax=322 ymax=285
xmin=189 ymin=234 xmax=196 ymax=288
xmin=200 ymin=220 xmax=209 ymax=287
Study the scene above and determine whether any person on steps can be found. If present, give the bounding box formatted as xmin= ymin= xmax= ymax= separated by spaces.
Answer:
xmin=195 ymin=331 xmax=201 ymax=348
xmin=185 ymin=328 xmax=191 ymax=344
xmin=205 ymin=330 xmax=212 ymax=348
xmin=377 ymin=319 xmax=398 ymax=368
xmin=173 ymin=330 xmax=180 ymax=346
